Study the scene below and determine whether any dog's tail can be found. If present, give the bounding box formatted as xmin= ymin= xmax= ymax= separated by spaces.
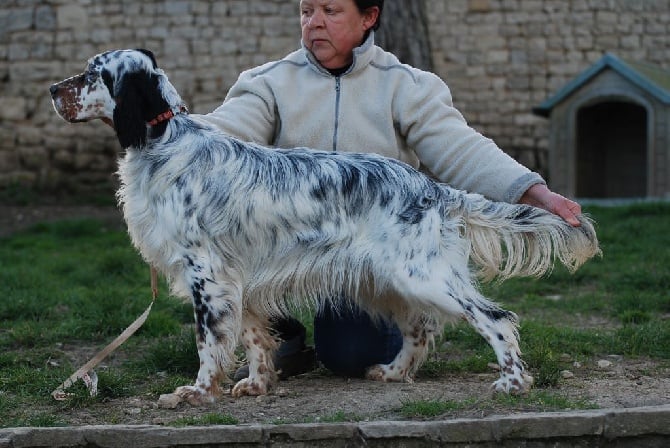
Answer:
xmin=444 ymin=188 xmax=601 ymax=281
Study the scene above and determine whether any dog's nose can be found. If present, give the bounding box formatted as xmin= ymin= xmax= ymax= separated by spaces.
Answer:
xmin=49 ymin=84 xmax=59 ymax=96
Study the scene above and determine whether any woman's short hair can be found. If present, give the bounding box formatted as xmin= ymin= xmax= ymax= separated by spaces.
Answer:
xmin=354 ymin=0 xmax=384 ymax=30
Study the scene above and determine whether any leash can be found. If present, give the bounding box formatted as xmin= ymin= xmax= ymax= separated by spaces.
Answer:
xmin=52 ymin=266 xmax=159 ymax=400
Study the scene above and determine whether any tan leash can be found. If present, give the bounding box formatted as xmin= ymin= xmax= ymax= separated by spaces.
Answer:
xmin=52 ymin=266 xmax=159 ymax=400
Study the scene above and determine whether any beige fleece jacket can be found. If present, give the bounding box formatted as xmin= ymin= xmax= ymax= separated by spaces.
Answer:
xmin=194 ymin=33 xmax=544 ymax=203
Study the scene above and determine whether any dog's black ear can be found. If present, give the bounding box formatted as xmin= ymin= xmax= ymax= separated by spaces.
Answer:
xmin=114 ymin=73 xmax=149 ymax=149
xmin=113 ymin=70 xmax=170 ymax=149
xmin=136 ymin=49 xmax=158 ymax=68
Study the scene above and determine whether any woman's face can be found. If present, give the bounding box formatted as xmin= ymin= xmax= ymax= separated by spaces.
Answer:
xmin=300 ymin=0 xmax=379 ymax=69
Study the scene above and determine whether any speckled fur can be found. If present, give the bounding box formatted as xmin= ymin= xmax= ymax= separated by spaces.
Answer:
xmin=50 ymin=49 xmax=601 ymax=404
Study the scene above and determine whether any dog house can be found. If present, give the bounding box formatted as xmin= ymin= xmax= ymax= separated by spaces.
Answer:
xmin=534 ymin=53 xmax=670 ymax=199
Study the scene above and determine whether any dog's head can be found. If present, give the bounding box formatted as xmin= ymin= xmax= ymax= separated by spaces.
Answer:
xmin=50 ymin=49 xmax=186 ymax=149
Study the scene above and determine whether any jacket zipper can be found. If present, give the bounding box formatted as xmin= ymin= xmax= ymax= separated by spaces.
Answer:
xmin=333 ymin=77 xmax=341 ymax=152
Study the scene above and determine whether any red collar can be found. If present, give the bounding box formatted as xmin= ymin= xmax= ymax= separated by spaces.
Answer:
xmin=147 ymin=106 xmax=188 ymax=126
xmin=147 ymin=109 xmax=175 ymax=126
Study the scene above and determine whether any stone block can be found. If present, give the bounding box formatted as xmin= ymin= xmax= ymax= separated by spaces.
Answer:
xmin=596 ymin=10 xmax=618 ymax=25
xmin=165 ymin=1 xmax=190 ymax=16
xmin=10 ymin=61 xmax=65 ymax=82
xmin=164 ymin=38 xmax=190 ymax=57
xmin=468 ymin=0 xmax=491 ymax=13
xmin=35 ymin=5 xmax=56 ymax=30
xmin=0 ymin=150 xmax=19 ymax=173
xmin=90 ymin=28 xmax=113 ymax=44
xmin=8 ymin=42 xmax=30 ymax=60
xmin=3 ymin=8 xmax=33 ymax=35
xmin=18 ymin=147 xmax=49 ymax=170
xmin=621 ymin=34 xmax=641 ymax=49
xmin=604 ymin=407 xmax=670 ymax=438
xmin=56 ymin=4 xmax=88 ymax=29
xmin=0 ymin=97 xmax=27 ymax=121
xmin=53 ymin=150 xmax=74 ymax=169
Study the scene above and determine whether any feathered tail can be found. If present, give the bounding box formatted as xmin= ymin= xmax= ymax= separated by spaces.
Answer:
xmin=446 ymin=189 xmax=601 ymax=281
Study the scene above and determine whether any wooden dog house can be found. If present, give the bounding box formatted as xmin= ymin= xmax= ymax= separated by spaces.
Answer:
xmin=534 ymin=53 xmax=670 ymax=199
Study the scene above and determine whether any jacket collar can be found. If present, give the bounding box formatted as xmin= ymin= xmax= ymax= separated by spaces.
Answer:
xmin=302 ymin=31 xmax=376 ymax=77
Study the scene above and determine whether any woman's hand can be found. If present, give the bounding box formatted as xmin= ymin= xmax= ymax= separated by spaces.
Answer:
xmin=519 ymin=183 xmax=582 ymax=227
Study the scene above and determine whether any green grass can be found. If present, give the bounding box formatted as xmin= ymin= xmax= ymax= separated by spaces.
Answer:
xmin=0 ymin=203 xmax=669 ymax=427
xmin=169 ymin=413 xmax=239 ymax=427
xmin=317 ymin=410 xmax=365 ymax=423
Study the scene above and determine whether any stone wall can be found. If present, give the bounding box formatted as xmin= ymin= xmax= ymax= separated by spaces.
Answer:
xmin=1 ymin=0 xmax=669 ymax=195
xmin=428 ymin=0 xmax=670 ymax=177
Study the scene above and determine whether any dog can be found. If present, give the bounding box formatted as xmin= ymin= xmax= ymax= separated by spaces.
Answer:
xmin=50 ymin=49 xmax=600 ymax=405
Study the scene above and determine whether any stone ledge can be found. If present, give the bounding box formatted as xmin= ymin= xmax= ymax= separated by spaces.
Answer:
xmin=1 ymin=405 xmax=669 ymax=447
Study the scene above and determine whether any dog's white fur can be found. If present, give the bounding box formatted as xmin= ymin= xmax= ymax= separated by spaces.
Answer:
xmin=50 ymin=49 xmax=600 ymax=405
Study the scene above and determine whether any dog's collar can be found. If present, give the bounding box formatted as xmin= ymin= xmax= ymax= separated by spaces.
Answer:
xmin=147 ymin=106 xmax=187 ymax=126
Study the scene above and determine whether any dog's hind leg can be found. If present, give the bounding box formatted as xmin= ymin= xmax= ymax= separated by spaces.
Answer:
xmin=388 ymin=268 xmax=533 ymax=394
xmin=174 ymin=255 xmax=243 ymax=405
xmin=365 ymin=314 xmax=437 ymax=383
xmin=457 ymin=292 xmax=533 ymax=394
xmin=231 ymin=311 xmax=278 ymax=397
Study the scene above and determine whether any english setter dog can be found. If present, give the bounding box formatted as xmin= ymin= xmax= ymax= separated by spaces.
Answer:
xmin=50 ymin=49 xmax=600 ymax=406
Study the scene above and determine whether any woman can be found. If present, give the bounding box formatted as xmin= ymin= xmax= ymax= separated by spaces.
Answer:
xmin=195 ymin=0 xmax=582 ymax=377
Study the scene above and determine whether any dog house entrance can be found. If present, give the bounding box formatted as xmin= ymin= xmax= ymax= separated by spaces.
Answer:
xmin=534 ymin=54 xmax=670 ymax=198
xmin=575 ymin=101 xmax=647 ymax=198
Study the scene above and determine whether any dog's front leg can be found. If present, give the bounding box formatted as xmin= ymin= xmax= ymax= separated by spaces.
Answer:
xmin=174 ymin=256 xmax=243 ymax=405
xmin=231 ymin=311 xmax=278 ymax=397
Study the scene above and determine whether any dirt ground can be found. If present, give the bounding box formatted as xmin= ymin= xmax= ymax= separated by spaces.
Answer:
xmin=57 ymin=357 xmax=670 ymax=426
xmin=2 ymin=205 xmax=669 ymax=425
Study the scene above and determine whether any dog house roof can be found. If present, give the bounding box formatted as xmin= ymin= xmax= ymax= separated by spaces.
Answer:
xmin=533 ymin=53 xmax=670 ymax=117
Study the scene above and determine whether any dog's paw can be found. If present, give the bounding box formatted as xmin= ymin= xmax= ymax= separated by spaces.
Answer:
xmin=173 ymin=385 xmax=217 ymax=406
xmin=491 ymin=373 xmax=534 ymax=395
xmin=231 ymin=377 xmax=270 ymax=397
xmin=365 ymin=364 xmax=413 ymax=383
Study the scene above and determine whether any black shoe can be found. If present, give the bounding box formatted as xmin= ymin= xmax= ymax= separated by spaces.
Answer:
xmin=275 ymin=346 xmax=316 ymax=379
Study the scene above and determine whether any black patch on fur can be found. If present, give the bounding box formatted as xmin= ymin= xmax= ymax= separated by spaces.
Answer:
xmin=136 ymin=49 xmax=158 ymax=68
xmin=310 ymin=182 xmax=328 ymax=201
xmin=101 ymin=70 xmax=114 ymax=95
xmin=378 ymin=189 xmax=393 ymax=207
xmin=113 ymin=70 xmax=170 ymax=148
xmin=477 ymin=304 xmax=511 ymax=321
xmin=398 ymin=195 xmax=432 ymax=224
xmin=397 ymin=185 xmax=438 ymax=225
xmin=340 ymin=165 xmax=360 ymax=196
xmin=398 ymin=205 xmax=424 ymax=225
xmin=513 ymin=206 xmax=537 ymax=225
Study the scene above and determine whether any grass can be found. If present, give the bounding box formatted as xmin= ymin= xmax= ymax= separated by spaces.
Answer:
xmin=170 ymin=413 xmax=239 ymax=427
xmin=0 ymin=202 xmax=669 ymax=427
